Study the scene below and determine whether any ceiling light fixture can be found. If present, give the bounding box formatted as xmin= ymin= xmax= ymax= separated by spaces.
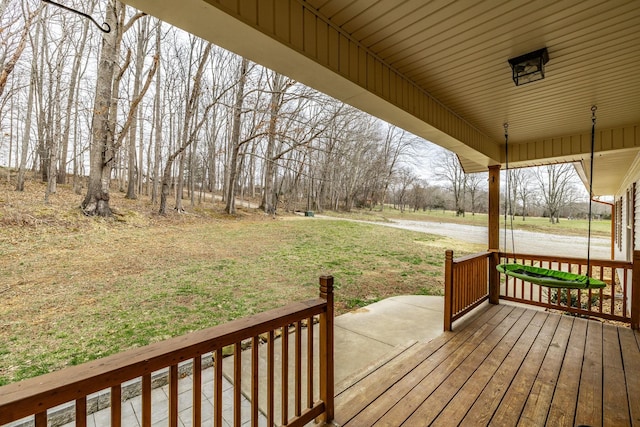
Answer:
xmin=508 ymin=47 xmax=549 ymax=86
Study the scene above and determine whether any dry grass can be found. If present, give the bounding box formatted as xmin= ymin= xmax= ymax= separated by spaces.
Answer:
xmin=0 ymin=172 xmax=484 ymax=385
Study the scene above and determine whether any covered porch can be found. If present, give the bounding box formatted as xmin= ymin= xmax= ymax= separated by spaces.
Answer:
xmin=2 ymin=1 xmax=640 ymax=426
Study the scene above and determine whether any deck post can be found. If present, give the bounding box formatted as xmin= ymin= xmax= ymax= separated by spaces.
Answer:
xmin=632 ymin=251 xmax=640 ymax=330
xmin=319 ymin=275 xmax=335 ymax=422
xmin=444 ymin=250 xmax=453 ymax=331
xmin=488 ymin=165 xmax=501 ymax=304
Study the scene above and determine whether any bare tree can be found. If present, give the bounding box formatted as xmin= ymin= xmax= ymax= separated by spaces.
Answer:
xmin=150 ymin=18 xmax=163 ymax=203
xmin=58 ymin=2 xmax=95 ymax=185
xmin=159 ymin=39 xmax=212 ymax=214
xmin=435 ymin=150 xmax=467 ymax=216
xmin=81 ymin=0 xmax=146 ymax=216
xmin=224 ymin=57 xmax=250 ymax=214
xmin=124 ymin=16 xmax=152 ymax=199
xmin=0 ymin=1 xmax=41 ymax=97
xmin=465 ymin=172 xmax=486 ymax=215
xmin=534 ymin=163 xmax=578 ymax=223
xmin=15 ymin=5 xmax=41 ymax=191
xmin=393 ymin=167 xmax=416 ymax=213
xmin=510 ymin=168 xmax=536 ymax=220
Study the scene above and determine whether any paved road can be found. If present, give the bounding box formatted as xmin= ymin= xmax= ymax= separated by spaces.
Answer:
xmin=344 ymin=218 xmax=611 ymax=259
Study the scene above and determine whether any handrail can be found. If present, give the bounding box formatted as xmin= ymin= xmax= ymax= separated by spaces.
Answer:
xmin=0 ymin=276 xmax=335 ymax=426
xmin=444 ymin=251 xmax=490 ymax=331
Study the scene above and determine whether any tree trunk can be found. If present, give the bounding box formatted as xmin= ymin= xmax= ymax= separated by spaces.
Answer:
xmin=225 ymin=58 xmax=249 ymax=215
xmin=151 ymin=19 xmax=162 ymax=204
xmin=126 ymin=19 xmax=149 ymax=199
xmin=0 ymin=4 xmax=40 ymax=97
xmin=15 ymin=16 xmax=40 ymax=191
xmin=159 ymin=41 xmax=212 ymax=214
xmin=59 ymin=6 xmax=92 ymax=184
xmin=81 ymin=0 xmax=121 ymax=216
xmin=261 ymin=72 xmax=285 ymax=214
xmin=174 ymin=152 xmax=185 ymax=211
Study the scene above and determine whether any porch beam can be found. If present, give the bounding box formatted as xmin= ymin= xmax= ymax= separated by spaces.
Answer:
xmin=488 ymin=165 xmax=500 ymax=304
xmin=505 ymin=125 xmax=640 ymax=165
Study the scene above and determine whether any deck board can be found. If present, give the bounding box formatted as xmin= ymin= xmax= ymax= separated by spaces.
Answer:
xmin=575 ymin=320 xmax=603 ymax=427
xmin=457 ymin=311 xmax=547 ymax=426
xmin=546 ymin=317 xmax=587 ymax=426
xmin=602 ymin=324 xmax=631 ymax=427
xmin=478 ymin=312 xmax=560 ymax=427
xmin=619 ymin=328 xmax=640 ymax=425
xmin=334 ymin=304 xmax=640 ymax=427
xmin=417 ymin=309 xmax=540 ymax=426
xmin=370 ymin=307 xmax=526 ymax=426
xmin=517 ymin=315 xmax=573 ymax=427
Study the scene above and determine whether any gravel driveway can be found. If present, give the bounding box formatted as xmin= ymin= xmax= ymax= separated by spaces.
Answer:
xmin=377 ymin=219 xmax=611 ymax=259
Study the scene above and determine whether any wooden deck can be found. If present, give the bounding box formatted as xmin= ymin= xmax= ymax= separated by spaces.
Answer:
xmin=334 ymin=303 xmax=640 ymax=427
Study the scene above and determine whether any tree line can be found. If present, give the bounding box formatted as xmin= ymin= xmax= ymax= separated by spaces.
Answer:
xmin=392 ymin=151 xmax=604 ymax=223
xmin=0 ymin=0 xmax=425 ymax=216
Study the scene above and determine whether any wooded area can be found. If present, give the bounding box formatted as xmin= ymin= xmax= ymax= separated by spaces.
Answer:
xmin=0 ymin=0 xmax=601 ymax=220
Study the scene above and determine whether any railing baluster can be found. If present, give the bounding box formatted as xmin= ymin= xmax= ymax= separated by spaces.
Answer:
xmin=75 ymin=397 xmax=86 ymax=427
xmin=295 ymin=320 xmax=302 ymax=416
xmin=34 ymin=411 xmax=46 ymax=427
xmin=141 ymin=373 xmax=151 ymax=427
xmin=282 ymin=324 xmax=289 ymax=425
xmin=320 ymin=275 xmax=335 ymax=423
xmin=193 ymin=356 xmax=202 ymax=427
xmin=623 ymin=269 xmax=628 ymax=318
xmin=169 ymin=365 xmax=178 ymax=427
xmin=609 ymin=266 xmax=615 ymax=316
xmin=267 ymin=330 xmax=275 ymax=426
xmin=234 ymin=342 xmax=242 ymax=427
xmin=111 ymin=385 xmax=121 ymax=427
xmin=307 ymin=316 xmax=314 ymax=409
xmin=251 ymin=336 xmax=259 ymax=427
xmin=214 ymin=348 xmax=223 ymax=427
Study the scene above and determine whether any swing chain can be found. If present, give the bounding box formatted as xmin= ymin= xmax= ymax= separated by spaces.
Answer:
xmin=586 ymin=105 xmax=597 ymax=285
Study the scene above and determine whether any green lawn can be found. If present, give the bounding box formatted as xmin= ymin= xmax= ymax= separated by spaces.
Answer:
xmin=0 ymin=216 xmax=483 ymax=385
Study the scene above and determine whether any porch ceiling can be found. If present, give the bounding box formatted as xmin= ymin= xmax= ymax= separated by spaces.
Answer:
xmin=121 ymin=0 xmax=640 ymax=194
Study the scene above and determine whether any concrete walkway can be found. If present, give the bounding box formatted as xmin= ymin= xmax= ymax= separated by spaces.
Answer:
xmin=48 ymin=296 xmax=445 ymax=427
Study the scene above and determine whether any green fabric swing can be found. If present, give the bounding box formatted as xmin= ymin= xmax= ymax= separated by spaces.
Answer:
xmin=496 ymin=263 xmax=606 ymax=289
xmin=497 ymin=107 xmax=605 ymax=290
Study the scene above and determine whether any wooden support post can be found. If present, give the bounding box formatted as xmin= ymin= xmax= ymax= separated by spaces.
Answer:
xmin=488 ymin=165 xmax=501 ymax=304
xmin=319 ymin=276 xmax=335 ymax=422
xmin=632 ymin=250 xmax=640 ymax=330
xmin=444 ymin=250 xmax=454 ymax=331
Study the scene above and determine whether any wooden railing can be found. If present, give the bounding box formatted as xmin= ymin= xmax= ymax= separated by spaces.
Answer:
xmin=0 ymin=276 xmax=335 ymax=427
xmin=498 ymin=252 xmax=634 ymax=324
xmin=445 ymin=250 xmax=640 ymax=330
xmin=444 ymin=250 xmax=490 ymax=331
